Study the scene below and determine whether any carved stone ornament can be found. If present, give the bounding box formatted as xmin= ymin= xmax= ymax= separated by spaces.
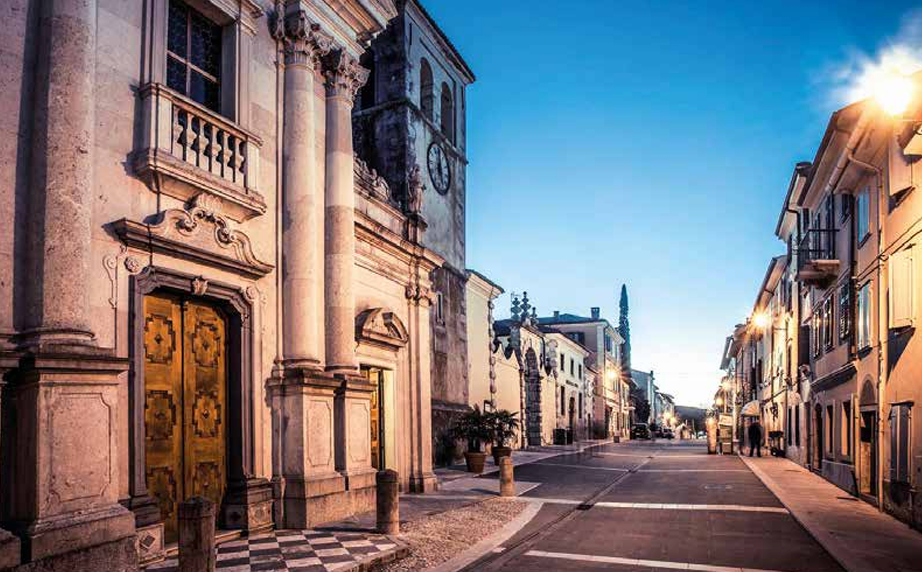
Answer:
xmin=323 ymin=49 xmax=369 ymax=101
xmin=406 ymin=164 xmax=424 ymax=214
xmin=354 ymin=157 xmax=391 ymax=202
xmin=355 ymin=308 xmax=409 ymax=350
xmin=404 ymin=283 xmax=433 ymax=307
xmin=112 ymin=194 xmax=274 ymax=279
xmin=271 ymin=1 xmax=334 ymax=68
xmin=191 ymin=276 xmax=209 ymax=296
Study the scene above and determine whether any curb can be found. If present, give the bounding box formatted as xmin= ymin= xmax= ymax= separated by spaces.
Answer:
xmin=738 ymin=454 xmax=865 ymax=572
xmin=423 ymin=500 xmax=543 ymax=572
xmin=346 ymin=536 xmax=411 ymax=572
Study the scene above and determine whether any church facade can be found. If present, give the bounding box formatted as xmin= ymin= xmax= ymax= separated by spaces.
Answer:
xmin=0 ymin=0 xmax=462 ymax=569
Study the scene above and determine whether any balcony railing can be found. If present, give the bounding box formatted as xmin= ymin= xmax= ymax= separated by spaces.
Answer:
xmin=133 ymin=83 xmax=265 ymax=222
xmin=796 ymin=228 xmax=839 ymax=284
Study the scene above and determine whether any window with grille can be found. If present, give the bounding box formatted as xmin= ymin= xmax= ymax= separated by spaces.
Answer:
xmin=889 ymin=404 xmax=912 ymax=483
xmin=838 ymin=282 xmax=852 ymax=342
xmin=167 ymin=0 xmax=222 ymax=112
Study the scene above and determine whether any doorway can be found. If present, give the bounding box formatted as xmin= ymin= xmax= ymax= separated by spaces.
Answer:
xmin=143 ymin=293 xmax=228 ymax=543
xmin=363 ymin=367 xmax=395 ymax=471
xmin=813 ymin=404 xmax=823 ymax=471
xmin=859 ymin=410 xmax=878 ymax=501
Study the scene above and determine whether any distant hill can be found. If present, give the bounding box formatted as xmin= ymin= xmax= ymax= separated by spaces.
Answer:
xmin=675 ymin=405 xmax=707 ymax=432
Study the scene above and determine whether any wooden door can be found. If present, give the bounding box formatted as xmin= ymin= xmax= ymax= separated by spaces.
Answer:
xmin=367 ymin=369 xmax=382 ymax=470
xmin=144 ymin=294 xmax=227 ymax=543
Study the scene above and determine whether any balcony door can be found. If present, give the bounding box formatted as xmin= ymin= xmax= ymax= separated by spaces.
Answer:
xmin=144 ymin=293 xmax=227 ymax=543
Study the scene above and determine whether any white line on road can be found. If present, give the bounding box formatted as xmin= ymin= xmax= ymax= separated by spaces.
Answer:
xmin=517 ymin=497 xmax=788 ymax=513
xmin=638 ymin=469 xmax=750 ymax=472
xmin=525 ymin=549 xmax=793 ymax=572
xmin=533 ymin=463 xmax=629 ymax=471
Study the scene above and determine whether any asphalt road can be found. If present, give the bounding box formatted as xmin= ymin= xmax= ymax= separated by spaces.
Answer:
xmin=465 ymin=440 xmax=843 ymax=572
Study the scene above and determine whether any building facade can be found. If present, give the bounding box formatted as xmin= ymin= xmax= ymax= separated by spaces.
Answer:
xmin=0 ymin=0 xmax=465 ymax=568
xmin=720 ymin=80 xmax=922 ymax=531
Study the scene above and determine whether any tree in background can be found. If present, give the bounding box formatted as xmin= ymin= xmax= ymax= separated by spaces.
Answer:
xmin=630 ymin=385 xmax=650 ymax=425
xmin=618 ymin=284 xmax=632 ymax=377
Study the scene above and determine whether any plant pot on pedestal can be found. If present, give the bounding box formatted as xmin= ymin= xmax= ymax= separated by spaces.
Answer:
xmin=491 ymin=446 xmax=512 ymax=465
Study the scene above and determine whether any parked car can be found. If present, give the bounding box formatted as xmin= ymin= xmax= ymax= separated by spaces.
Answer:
xmin=631 ymin=424 xmax=651 ymax=439
xmin=663 ymin=428 xmax=675 ymax=439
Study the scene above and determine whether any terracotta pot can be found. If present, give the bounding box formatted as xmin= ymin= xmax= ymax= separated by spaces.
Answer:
xmin=464 ymin=451 xmax=487 ymax=473
xmin=492 ymin=446 xmax=512 ymax=465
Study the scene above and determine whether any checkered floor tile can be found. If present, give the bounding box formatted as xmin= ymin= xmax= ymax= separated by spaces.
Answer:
xmin=145 ymin=530 xmax=398 ymax=571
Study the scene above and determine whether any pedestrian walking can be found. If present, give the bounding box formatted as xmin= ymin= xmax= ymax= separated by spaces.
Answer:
xmin=747 ymin=420 xmax=763 ymax=457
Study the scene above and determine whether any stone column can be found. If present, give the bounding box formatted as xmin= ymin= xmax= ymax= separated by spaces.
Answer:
xmin=272 ymin=3 xmax=332 ymax=370
xmin=322 ymin=50 xmax=367 ymax=374
xmin=405 ymin=281 xmax=438 ymax=493
xmin=269 ymin=3 xmax=346 ymax=531
xmin=0 ymin=1 xmax=135 ymax=568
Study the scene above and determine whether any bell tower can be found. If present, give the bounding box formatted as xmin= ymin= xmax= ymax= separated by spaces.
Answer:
xmin=353 ymin=0 xmax=475 ymax=465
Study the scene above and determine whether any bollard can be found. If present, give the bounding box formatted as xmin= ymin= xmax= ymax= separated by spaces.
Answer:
xmin=179 ymin=497 xmax=216 ymax=572
xmin=376 ymin=469 xmax=400 ymax=535
xmin=499 ymin=456 xmax=515 ymax=497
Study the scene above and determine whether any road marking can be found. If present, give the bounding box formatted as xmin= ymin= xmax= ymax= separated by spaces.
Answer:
xmin=639 ymin=469 xmax=750 ymax=472
xmin=533 ymin=463 xmax=629 ymax=472
xmin=525 ymin=549 xmax=792 ymax=572
xmin=594 ymin=452 xmax=650 ymax=457
xmin=518 ymin=497 xmax=788 ymax=513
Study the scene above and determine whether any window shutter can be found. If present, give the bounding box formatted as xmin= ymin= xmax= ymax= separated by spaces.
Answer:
xmin=898 ymin=406 xmax=910 ymax=483
xmin=889 ymin=246 xmax=915 ymax=329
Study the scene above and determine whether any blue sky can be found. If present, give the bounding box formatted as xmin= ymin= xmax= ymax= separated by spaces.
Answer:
xmin=423 ymin=1 xmax=920 ymax=407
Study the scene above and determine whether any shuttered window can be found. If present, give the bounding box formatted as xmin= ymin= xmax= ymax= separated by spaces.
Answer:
xmin=889 ymin=246 xmax=915 ymax=329
xmin=889 ymin=404 xmax=912 ymax=483
xmin=856 ymin=187 xmax=870 ymax=242
xmin=857 ymin=282 xmax=872 ymax=350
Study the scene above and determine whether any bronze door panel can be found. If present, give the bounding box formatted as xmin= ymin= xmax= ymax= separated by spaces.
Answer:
xmin=367 ymin=369 xmax=382 ymax=470
xmin=144 ymin=294 xmax=227 ymax=544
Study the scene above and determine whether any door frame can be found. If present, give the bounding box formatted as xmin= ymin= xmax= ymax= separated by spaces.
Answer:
xmin=128 ymin=266 xmax=255 ymax=527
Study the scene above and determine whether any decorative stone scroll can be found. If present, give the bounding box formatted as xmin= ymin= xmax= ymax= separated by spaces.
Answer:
xmin=112 ymin=194 xmax=274 ymax=279
xmin=355 ymin=308 xmax=409 ymax=350
xmin=271 ymin=1 xmax=334 ymax=68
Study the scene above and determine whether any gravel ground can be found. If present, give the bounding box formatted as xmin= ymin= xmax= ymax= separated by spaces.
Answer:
xmin=372 ymin=497 xmax=527 ymax=571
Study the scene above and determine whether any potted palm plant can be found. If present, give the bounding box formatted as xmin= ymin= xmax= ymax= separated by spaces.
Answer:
xmin=451 ymin=405 xmax=492 ymax=473
xmin=488 ymin=410 xmax=519 ymax=465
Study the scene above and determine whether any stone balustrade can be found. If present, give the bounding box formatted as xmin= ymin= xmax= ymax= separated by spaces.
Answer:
xmin=134 ymin=83 xmax=266 ymax=222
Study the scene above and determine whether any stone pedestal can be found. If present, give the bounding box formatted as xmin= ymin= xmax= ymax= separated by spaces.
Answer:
xmin=334 ymin=376 xmax=377 ymax=513
xmin=268 ymin=370 xmax=347 ymax=528
xmin=0 ymin=528 xmax=20 ymax=569
xmin=375 ymin=470 xmax=399 ymax=535
xmin=178 ymin=497 xmax=216 ymax=572
xmin=1 ymin=351 xmax=135 ymax=568
xmin=223 ymin=478 xmax=274 ymax=534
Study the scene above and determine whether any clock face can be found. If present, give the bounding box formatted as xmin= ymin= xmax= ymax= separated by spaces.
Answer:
xmin=427 ymin=143 xmax=451 ymax=194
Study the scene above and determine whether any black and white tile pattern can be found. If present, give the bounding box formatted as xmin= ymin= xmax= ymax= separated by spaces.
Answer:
xmin=145 ymin=530 xmax=399 ymax=572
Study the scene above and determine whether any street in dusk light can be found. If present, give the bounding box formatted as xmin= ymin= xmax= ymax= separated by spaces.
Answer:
xmin=3 ymin=1 xmax=922 ymax=571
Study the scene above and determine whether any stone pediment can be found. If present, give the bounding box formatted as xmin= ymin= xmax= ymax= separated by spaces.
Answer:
xmin=355 ymin=308 xmax=408 ymax=349
xmin=112 ymin=195 xmax=273 ymax=279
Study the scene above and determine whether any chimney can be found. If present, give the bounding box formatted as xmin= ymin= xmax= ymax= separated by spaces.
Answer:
xmin=553 ymin=310 xmax=560 ymax=319
xmin=590 ymin=307 xmax=600 ymax=320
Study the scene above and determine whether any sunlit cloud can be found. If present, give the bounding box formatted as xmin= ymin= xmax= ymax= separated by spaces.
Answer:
xmin=827 ymin=10 xmax=922 ymax=111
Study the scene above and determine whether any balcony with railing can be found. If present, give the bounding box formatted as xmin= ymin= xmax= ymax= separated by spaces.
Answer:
xmin=796 ymin=228 xmax=839 ymax=285
xmin=133 ymin=83 xmax=265 ymax=222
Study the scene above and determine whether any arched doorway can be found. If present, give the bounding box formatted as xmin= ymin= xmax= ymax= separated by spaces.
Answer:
xmin=524 ymin=348 xmax=542 ymax=446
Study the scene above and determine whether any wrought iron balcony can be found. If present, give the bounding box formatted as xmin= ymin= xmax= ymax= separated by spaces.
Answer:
xmin=133 ymin=83 xmax=265 ymax=222
xmin=796 ymin=228 xmax=839 ymax=285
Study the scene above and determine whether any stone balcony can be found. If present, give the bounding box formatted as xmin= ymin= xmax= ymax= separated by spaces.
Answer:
xmin=133 ymin=83 xmax=266 ymax=222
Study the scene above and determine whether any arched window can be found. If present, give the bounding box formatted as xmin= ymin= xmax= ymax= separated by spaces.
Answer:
xmin=420 ymin=58 xmax=434 ymax=121
xmin=440 ymin=82 xmax=454 ymax=142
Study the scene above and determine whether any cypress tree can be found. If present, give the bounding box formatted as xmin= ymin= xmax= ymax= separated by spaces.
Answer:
xmin=619 ymin=284 xmax=632 ymax=375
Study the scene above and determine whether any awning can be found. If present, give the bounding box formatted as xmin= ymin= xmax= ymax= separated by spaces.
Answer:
xmin=740 ymin=400 xmax=761 ymax=417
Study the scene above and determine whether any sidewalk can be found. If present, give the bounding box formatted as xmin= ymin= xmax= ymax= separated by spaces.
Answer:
xmin=741 ymin=454 xmax=922 ymax=572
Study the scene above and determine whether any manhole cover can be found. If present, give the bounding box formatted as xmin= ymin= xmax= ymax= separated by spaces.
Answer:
xmin=703 ymin=484 xmax=734 ymax=490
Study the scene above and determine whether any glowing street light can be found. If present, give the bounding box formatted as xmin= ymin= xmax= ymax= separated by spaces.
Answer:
xmin=873 ymin=71 xmax=915 ymax=117
xmin=715 ymin=396 xmax=724 ymax=407
xmin=751 ymin=311 xmax=771 ymax=331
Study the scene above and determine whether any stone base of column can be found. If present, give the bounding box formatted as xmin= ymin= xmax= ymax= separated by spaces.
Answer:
xmin=126 ymin=494 xmax=164 ymax=566
xmin=0 ymin=528 xmax=20 ymax=569
xmin=223 ymin=478 xmax=274 ymax=535
xmin=407 ymin=472 xmax=439 ymax=494
xmin=272 ymin=473 xmax=350 ymax=528
xmin=12 ymin=505 xmax=136 ymax=568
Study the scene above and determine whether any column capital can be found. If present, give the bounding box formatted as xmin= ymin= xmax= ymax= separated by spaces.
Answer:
xmin=323 ymin=49 xmax=369 ymax=103
xmin=271 ymin=3 xmax=334 ymax=68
